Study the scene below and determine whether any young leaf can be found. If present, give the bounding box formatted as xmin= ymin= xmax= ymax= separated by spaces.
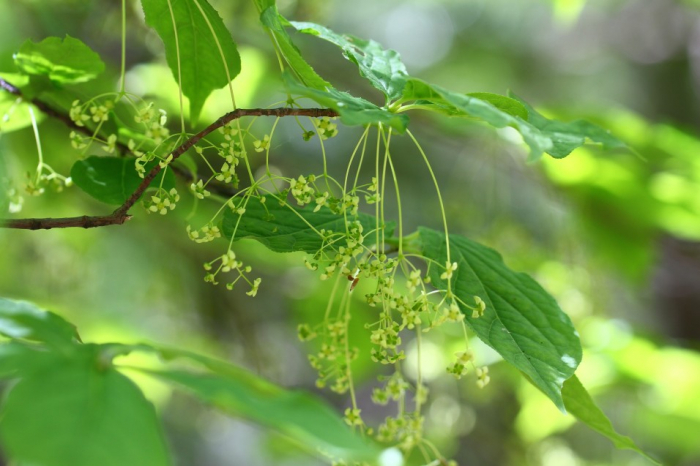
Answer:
xmin=0 ymin=73 xmax=44 ymax=133
xmin=403 ymin=79 xmax=553 ymax=158
xmin=70 ymin=156 xmax=175 ymax=205
xmin=511 ymin=93 xmax=628 ymax=159
xmin=13 ymin=36 xmax=105 ymax=85
xmin=0 ymin=345 xmax=170 ymax=466
xmin=126 ymin=347 xmax=379 ymax=462
xmin=221 ymin=194 xmax=392 ymax=254
xmin=402 ymin=79 xmax=625 ymax=160
xmin=290 ymin=21 xmax=408 ymax=101
xmin=563 ymin=375 xmax=660 ymax=464
xmin=467 ymin=92 xmax=529 ymax=120
xmin=406 ymin=91 xmax=528 ymax=120
xmin=0 ymin=297 xmax=79 ymax=349
xmin=417 ymin=227 xmax=581 ymax=411
xmin=285 ymin=74 xmax=408 ymax=132
xmin=259 ymin=6 xmax=331 ymax=91
xmin=140 ymin=0 xmax=241 ymax=124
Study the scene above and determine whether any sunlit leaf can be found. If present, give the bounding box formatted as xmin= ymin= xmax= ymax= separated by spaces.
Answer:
xmin=290 ymin=21 xmax=407 ymax=101
xmin=253 ymin=0 xmax=275 ymax=10
xmin=467 ymin=93 xmax=529 ymax=120
xmin=222 ymin=194 xmax=392 ymax=254
xmin=417 ymin=227 xmax=581 ymax=411
xmin=260 ymin=6 xmax=330 ymax=91
xmin=285 ymin=74 xmax=408 ymax=132
xmin=140 ymin=0 xmax=241 ymax=124
xmin=0 ymin=345 xmax=170 ymax=466
xmin=402 ymin=79 xmax=625 ymax=160
xmin=0 ymin=297 xmax=79 ymax=349
xmin=563 ymin=375 xmax=660 ymax=464
xmin=512 ymin=93 xmax=627 ymax=159
xmin=125 ymin=345 xmax=379 ymax=462
xmin=70 ymin=156 xmax=175 ymax=205
xmin=0 ymin=73 xmax=43 ymax=133
xmin=13 ymin=36 xmax=104 ymax=85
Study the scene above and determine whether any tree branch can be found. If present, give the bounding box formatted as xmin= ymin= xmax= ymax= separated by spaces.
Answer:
xmin=0 ymin=95 xmax=339 ymax=230
xmin=1 ymin=214 xmax=131 ymax=230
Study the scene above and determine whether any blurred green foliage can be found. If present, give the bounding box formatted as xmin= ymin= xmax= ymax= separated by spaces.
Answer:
xmin=1 ymin=0 xmax=699 ymax=465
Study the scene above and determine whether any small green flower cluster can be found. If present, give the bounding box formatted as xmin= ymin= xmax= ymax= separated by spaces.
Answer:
xmin=4 ymin=183 xmax=24 ymax=213
xmin=186 ymin=224 xmax=221 ymax=243
xmin=145 ymin=188 xmax=179 ymax=215
xmin=371 ymin=373 xmax=411 ymax=405
xmin=68 ymin=99 xmax=119 ymax=154
xmin=376 ymin=413 xmax=424 ymax=451
xmin=303 ymin=319 xmax=358 ymax=394
xmin=24 ymin=168 xmax=71 ymax=197
xmin=313 ymin=117 xmax=339 ymax=140
xmin=286 ymin=174 xmax=360 ymax=217
xmin=70 ymin=99 xmax=113 ymax=127
xmin=203 ymin=248 xmax=261 ymax=295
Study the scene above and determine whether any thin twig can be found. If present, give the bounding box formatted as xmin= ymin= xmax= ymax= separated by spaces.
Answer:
xmin=0 ymin=100 xmax=338 ymax=230
xmin=1 ymin=214 xmax=131 ymax=230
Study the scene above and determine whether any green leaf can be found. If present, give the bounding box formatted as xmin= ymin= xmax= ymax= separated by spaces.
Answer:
xmin=467 ymin=92 xmax=529 ymax=120
xmin=0 ymin=73 xmax=43 ymax=133
xmin=285 ymin=74 xmax=408 ymax=132
xmin=260 ymin=6 xmax=330 ymax=91
xmin=563 ymin=375 xmax=660 ymax=464
xmin=0 ymin=297 xmax=79 ymax=349
xmin=253 ymin=0 xmax=275 ymax=10
xmin=511 ymin=92 xmax=628 ymax=159
xmin=0 ymin=345 xmax=170 ymax=466
xmin=406 ymin=90 xmax=528 ymax=121
xmin=13 ymin=35 xmax=105 ymax=85
xmin=290 ymin=21 xmax=407 ymax=101
xmin=403 ymin=79 xmax=554 ymax=158
xmin=126 ymin=346 xmax=379 ymax=461
xmin=70 ymin=156 xmax=175 ymax=205
xmin=221 ymin=194 xmax=393 ymax=254
xmin=140 ymin=0 xmax=241 ymax=124
xmin=417 ymin=227 xmax=581 ymax=411
xmin=402 ymin=79 xmax=624 ymax=160
xmin=0 ymin=343 xmax=60 ymax=379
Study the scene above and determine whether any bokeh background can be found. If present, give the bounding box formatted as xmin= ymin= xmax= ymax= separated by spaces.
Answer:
xmin=1 ymin=0 xmax=700 ymax=465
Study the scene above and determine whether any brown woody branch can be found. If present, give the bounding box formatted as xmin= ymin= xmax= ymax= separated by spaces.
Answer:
xmin=0 ymin=90 xmax=338 ymax=230
xmin=1 ymin=214 xmax=131 ymax=230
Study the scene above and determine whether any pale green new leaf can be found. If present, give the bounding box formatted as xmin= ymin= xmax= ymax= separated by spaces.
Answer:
xmin=0 ymin=346 xmax=170 ymax=466
xmin=417 ymin=227 xmax=581 ymax=411
xmin=0 ymin=73 xmax=43 ymax=133
xmin=222 ymin=194 xmax=393 ymax=254
xmin=141 ymin=0 xmax=241 ymax=124
xmin=467 ymin=93 xmax=529 ymax=120
xmin=260 ymin=6 xmax=330 ymax=91
xmin=13 ymin=36 xmax=104 ymax=84
xmin=0 ymin=297 xmax=78 ymax=349
xmin=285 ymin=74 xmax=408 ymax=132
xmin=290 ymin=21 xmax=408 ymax=101
xmin=71 ymin=156 xmax=175 ymax=205
xmin=407 ymin=91 xmax=528 ymax=120
xmin=563 ymin=375 xmax=660 ymax=464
